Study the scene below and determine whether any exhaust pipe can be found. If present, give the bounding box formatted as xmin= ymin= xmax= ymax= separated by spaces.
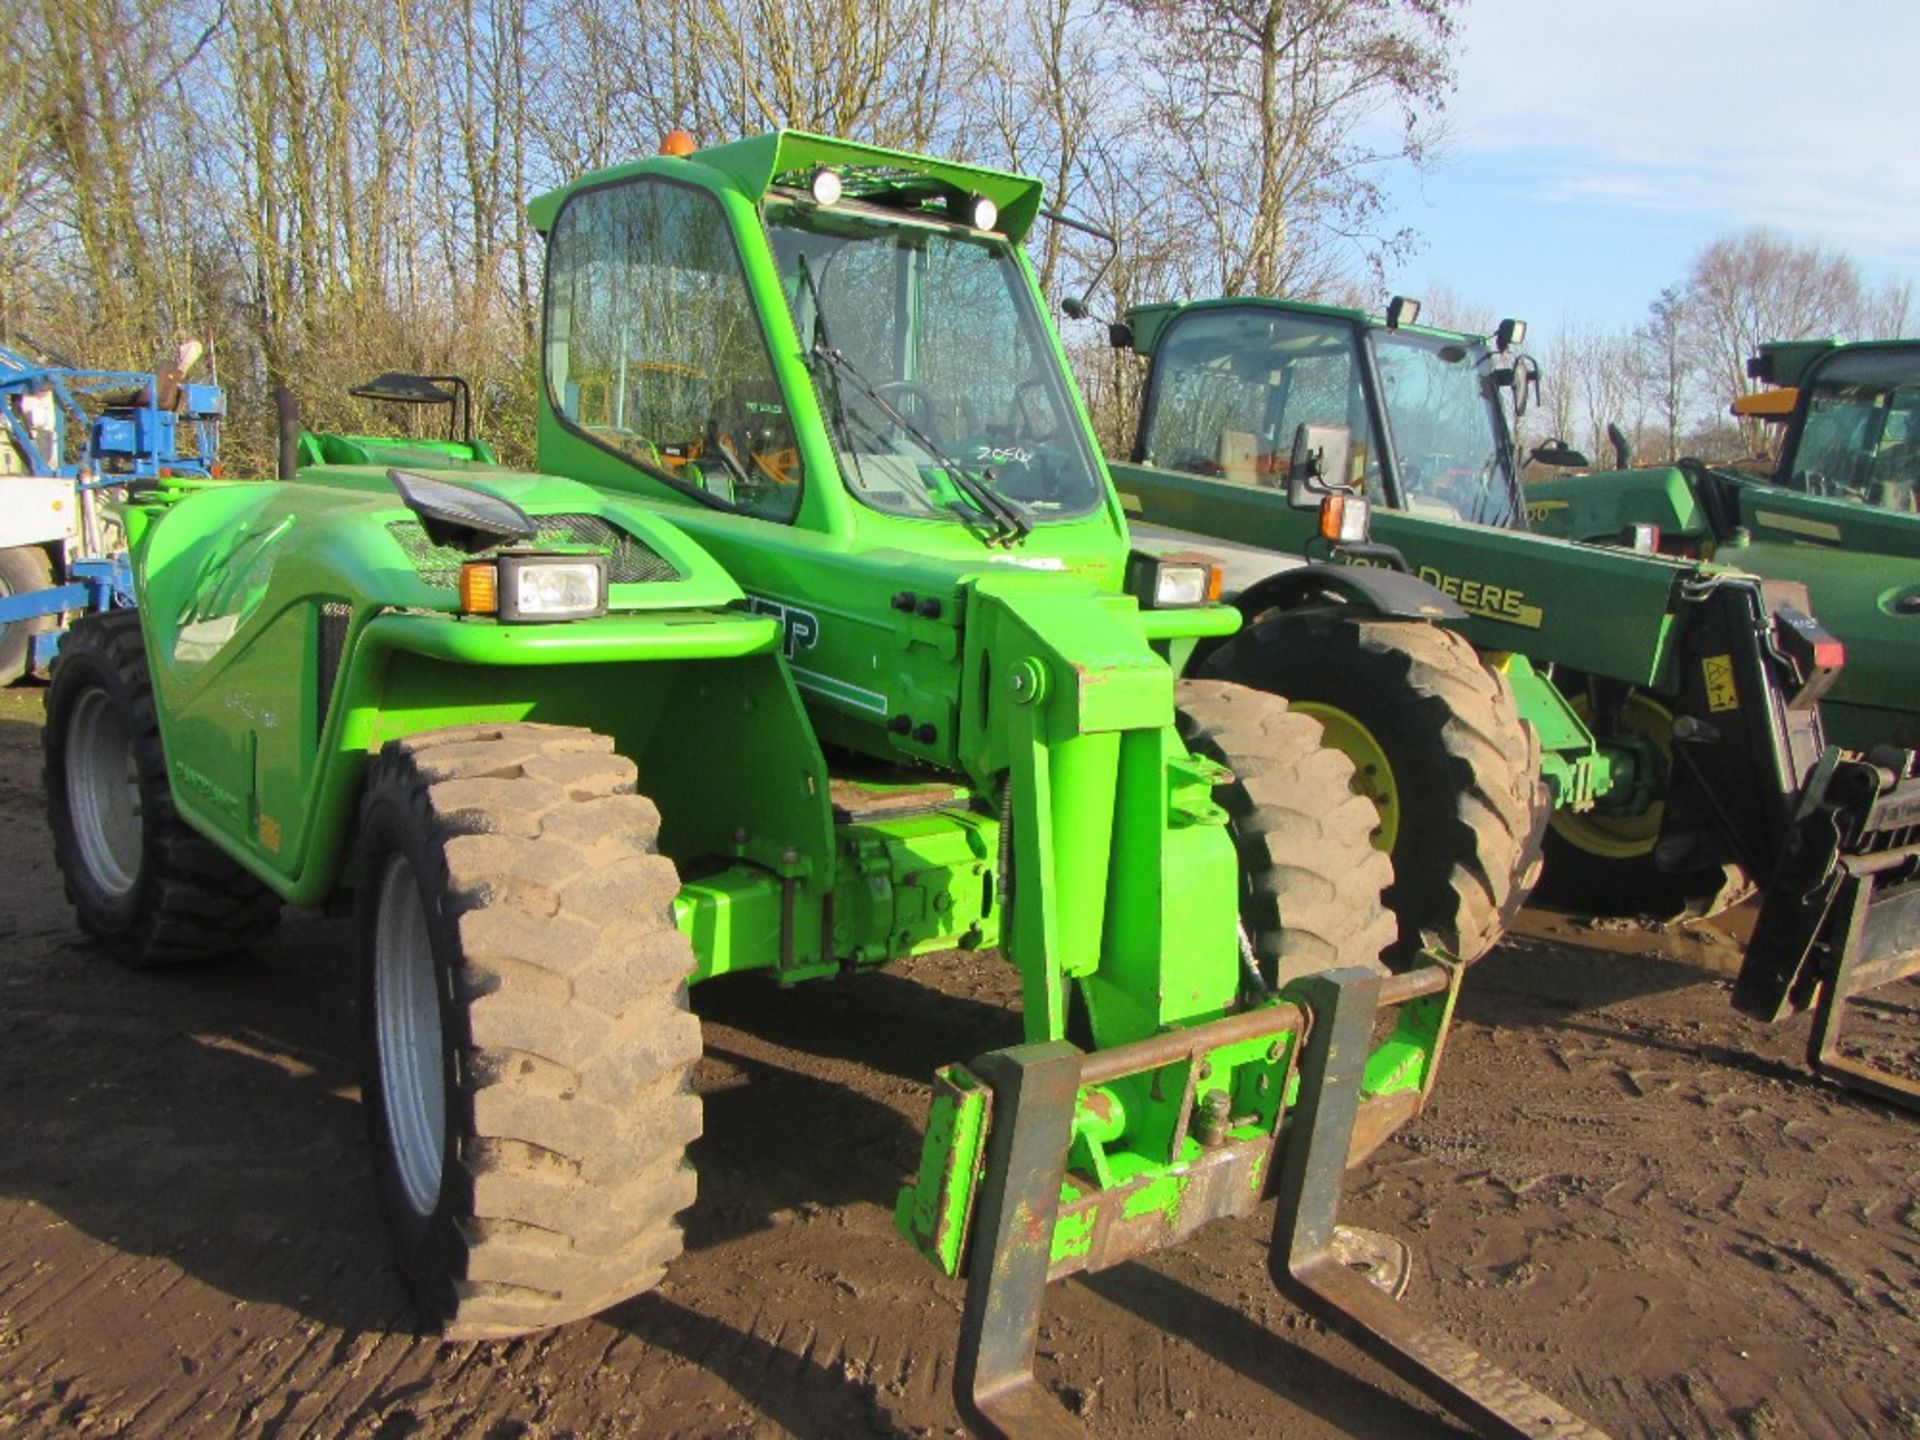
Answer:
xmin=275 ymin=386 xmax=300 ymax=480
xmin=1607 ymin=422 xmax=1633 ymax=469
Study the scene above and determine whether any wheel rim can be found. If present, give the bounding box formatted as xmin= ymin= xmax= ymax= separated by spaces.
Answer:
xmin=65 ymin=688 xmax=144 ymax=897
xmin=373 ymin=853 xmax=446 ymax=1217
xmin=1548 ymin=692 xmax=1672 ymax=860
xmin=1294 ymin=702 xmax=1400 ymax=852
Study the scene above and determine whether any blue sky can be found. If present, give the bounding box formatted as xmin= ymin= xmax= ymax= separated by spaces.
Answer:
xmin=1380 ymin=0 xmax=1920 ymax=334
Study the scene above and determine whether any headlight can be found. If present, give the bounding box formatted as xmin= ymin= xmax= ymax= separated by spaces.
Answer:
xmin=461 ymin=552 xmax=608 ymax=622
xmin=1125 ymin=548 xmax=1223 ymax=609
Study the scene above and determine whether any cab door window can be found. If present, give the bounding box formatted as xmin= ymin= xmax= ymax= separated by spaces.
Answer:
xmin=546 ymin=178 xmax=803 ymax=522
xmin=1140 ymin=308 xmax=1380 ymax=494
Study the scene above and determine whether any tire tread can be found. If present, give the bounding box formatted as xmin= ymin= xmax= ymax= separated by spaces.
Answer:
xmin=362 ymin=722 xmax=699 ymax=1341
xmin=1175 ymin=679 xmax=1396 ymax=984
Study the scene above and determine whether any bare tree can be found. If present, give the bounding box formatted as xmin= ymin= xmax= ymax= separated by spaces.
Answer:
xmin=1631 ymin=285 xmax=1690 ymax=463
xmin=1686 ymin=229 xmax=1886 ymax=451
xmin=1412 ymin=280 xmax=1494 ymax=336
xmin=1120 ymin=0 xmax=1458 ymax=298
xmin=1534 ymin=322 xmax=1581 ymax=465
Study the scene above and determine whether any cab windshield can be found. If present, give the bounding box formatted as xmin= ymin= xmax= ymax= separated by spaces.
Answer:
xmin=1783 ymin=348 xmax=1920 ymax=512
xmin=1367 ymin=330 xmax=1519 ymax=528
xmin=1135 ymin=305 xmax=1523 ymax=529
xmin=766 ymin=203 xmax=1105 ymax=526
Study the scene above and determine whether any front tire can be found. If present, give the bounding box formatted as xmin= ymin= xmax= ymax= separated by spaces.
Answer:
xmin=355 ymin=723 xmax=702 ymax=1340
xmin=1175 ymin=679 xmax=1397 ymax=986
xmin=44 ymin=610 xmax=280 ymax=965
xmin=1203 ymin=613 xmax=1542 ymax=965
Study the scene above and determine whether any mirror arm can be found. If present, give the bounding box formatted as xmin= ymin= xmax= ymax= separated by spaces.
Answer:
xmin=1042 ymin=208 xmax=1120 ymax=324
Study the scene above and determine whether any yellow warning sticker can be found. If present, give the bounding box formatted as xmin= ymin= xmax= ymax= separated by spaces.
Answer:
xmin=1703 ymin=654 xmax=1739 ymax=713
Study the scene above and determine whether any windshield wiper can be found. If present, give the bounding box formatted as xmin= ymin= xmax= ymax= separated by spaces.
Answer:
xmin=809 ymin=342 xmax=1032 ymax=545
xmin=792 ymin=253 xmax=876 ymax=496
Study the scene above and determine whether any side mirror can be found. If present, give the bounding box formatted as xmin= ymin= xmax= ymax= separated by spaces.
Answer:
xmin=1286 ymin=423 xmax=1355 ymax=510
xmin=1528 ymin=439 xmax=1590 ymax=470
xmin=1508 ymin=355 xmax=1539 ymax=420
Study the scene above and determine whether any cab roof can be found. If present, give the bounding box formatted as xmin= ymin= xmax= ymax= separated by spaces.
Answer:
xmin=528 ymin=130 xmax=1046 ymax=242
xmin=1125 ymin=295 xmax=1483 ymax=358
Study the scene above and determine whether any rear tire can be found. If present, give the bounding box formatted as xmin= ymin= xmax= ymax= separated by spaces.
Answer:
xmin=1175 ymin=679 xmax=1396 ymax=986
xmin=1202 ymin=612 xmax=1542 ymax=965
xmin=44 ymin=610 xmax=280 ymax=965
xmin=0 ymin=545 xmax=57 ymax=684
xmin=355 ymin=722 xmax=703 ymax=1340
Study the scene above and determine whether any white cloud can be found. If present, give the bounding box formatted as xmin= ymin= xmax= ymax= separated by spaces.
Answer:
xmin=1443 ymin=0 xmax=1920 ymax=269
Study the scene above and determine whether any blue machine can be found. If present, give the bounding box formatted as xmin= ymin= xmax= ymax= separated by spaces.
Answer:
xmin=0 ymin=341 xmax=223 ymax=482
xmin=0 ymin=341 xmax=224 ymax=677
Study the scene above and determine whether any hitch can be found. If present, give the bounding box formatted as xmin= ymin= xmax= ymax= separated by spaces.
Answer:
xmin=925 ymin=965 xmax=1603 ymax=1438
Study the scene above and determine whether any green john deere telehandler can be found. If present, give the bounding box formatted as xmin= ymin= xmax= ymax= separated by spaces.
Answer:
xmin=42 ymin=133 xmax=1595 ymax=1436
xmin=1525 ymin=337 xmax=1920 ymax=752
xmin=1105 ymin=295 xmax=1920 ymax=1108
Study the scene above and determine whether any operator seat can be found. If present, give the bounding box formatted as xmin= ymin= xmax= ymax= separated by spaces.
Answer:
xmin=1216 ymin=430 xmax=1258 ymax=487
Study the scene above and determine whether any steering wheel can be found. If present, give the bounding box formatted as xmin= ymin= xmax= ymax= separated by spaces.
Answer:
xmin=873 ymin=381 xmax=976 ymax=444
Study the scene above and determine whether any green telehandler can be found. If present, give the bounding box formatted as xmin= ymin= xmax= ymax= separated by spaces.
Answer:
xmin=1525 ymin=336 xmax=1920 ymax=752
xmin=1105 ymin=295 xmax=1920 ymax=1108
xmin=41 ymin=132 xmax=1594 ymax=1436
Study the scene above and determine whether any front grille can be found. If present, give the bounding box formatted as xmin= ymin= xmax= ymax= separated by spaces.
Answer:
xmin=386 ymin=513 xmax=681 ymax=588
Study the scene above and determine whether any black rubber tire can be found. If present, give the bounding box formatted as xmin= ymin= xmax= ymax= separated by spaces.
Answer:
xmin=355 ymin=722 xmax=703 ymax=1341
xmin=1175 ymin=679 xmax=1396 ymax=986
xmin=1535 ymin=686 xmax=1733 ymax=919
xmin=43 ymin=610 xmax=280 ymax=966
xmin=0 ymin=545 xmax=57 ymax=684
xmin=1201 ymin=612 xmax=1543 ymax=966
xmin=1537 ymin=834 xmax=1733 ymax=919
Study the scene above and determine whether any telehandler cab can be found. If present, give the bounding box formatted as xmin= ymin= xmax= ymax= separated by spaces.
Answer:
xmin=43 ymin=133 xmax=1595 ymax=1435
xmin=1106 ymin=296 xmax=1920 ymax=1109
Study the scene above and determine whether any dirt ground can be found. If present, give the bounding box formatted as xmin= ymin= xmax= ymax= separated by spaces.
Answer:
xmin=0 ymin=681 xmax=1915 ymax=1440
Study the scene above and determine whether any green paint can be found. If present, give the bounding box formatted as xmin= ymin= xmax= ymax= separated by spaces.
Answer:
xmin=100 ymin=130 xmax=1456 ymax=1308
xmin=1109 ymin=293 xmax=1898 ymax=818
xmin=896 ymin=1065 xmax=992 ymax=1276
xmin=1527 ymin=339 xmax=1920 ymax=751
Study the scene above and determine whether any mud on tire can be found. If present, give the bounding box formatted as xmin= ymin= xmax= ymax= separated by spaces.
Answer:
xmin=355 ymin=722 xmax=702 ymax=1341
xmin=1203 ymin=613 xmax=1543 ymax=965
xmin=44 ymin=610 xmax=280 ymax=965
xmin=1175 ymin=679 xmax=1396 ymax=986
